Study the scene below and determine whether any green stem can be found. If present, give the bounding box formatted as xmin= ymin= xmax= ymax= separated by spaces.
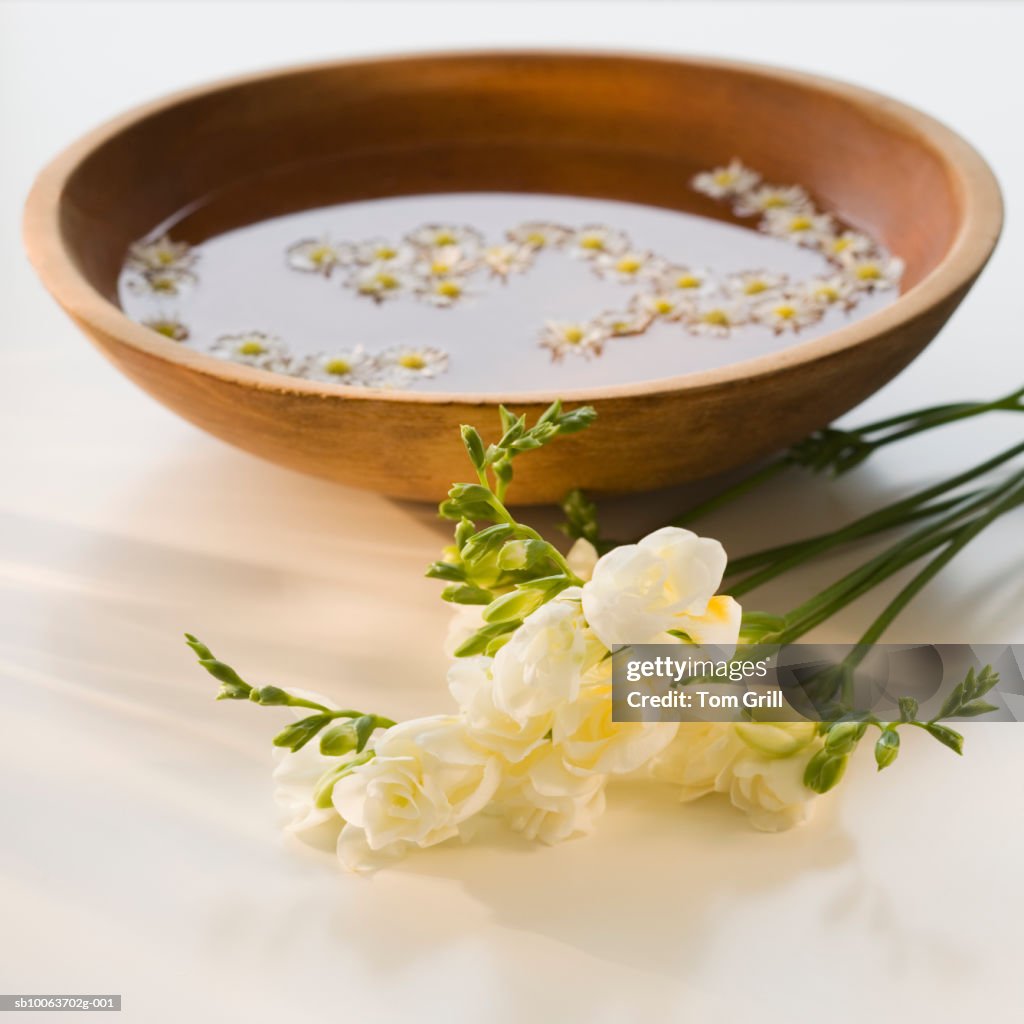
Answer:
xmin=665 ymin=461 xmax=789 ymax=528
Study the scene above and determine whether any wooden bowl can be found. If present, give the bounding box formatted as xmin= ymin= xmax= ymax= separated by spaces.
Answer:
xmin=23 ymin=51 xmax=1002 ymax=503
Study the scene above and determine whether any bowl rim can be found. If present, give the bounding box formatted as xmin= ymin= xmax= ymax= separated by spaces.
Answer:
xmin=23 ymin=48 xmax=1004 ymax=407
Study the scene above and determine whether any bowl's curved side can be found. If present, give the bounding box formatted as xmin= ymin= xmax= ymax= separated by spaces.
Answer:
xmin=23 ymin=50 xmax=1003 ymax=502
xmin=62 ymin=273 xmax=972 ymax=504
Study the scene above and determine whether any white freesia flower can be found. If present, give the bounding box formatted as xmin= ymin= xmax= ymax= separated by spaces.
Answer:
xmin=581 ymin=526 xmax=741 ymax=648
xmin=489 ymin=591 xmax=602 ymax=725
xmin=331 ymin=715 xmax=501 ymax=866
xmin=566 ymin=537 xmax=599 ymax=582
xmin=653 ymin=721 xmax=820 ymax=831
xmin=553 ymin=666 xmax=679 ymax=775
xmin=499 ymin=744 xmax=607 ymax=844
xmin=448 ymin=655 xmax=553 ymax=763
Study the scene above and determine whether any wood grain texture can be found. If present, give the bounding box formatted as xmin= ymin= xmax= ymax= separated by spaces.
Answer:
xmin=23 ymin=51 xmax=1003 ymax=503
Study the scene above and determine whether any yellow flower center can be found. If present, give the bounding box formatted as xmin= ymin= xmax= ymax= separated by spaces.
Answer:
xmin=433 ymin=232 xmax=457 ymax=247
xmin=152 ymin=322 xmax=179 ymax=338
xmin=815 ymin=285 xmax=839 ymax=302
xmin=156 ymin=249 xmax=176 ymax=265
xmin=150 ymin=277 xmax=176 ymax=293
xmin=830 ymin=237 xmax=851 ymax=253
xmin=744 ymin=280 xmax=769 ymax=295
xmin=324 ymin=358 xmax=352 ymax=376
xmin=713 ymin=171 xmax=735 ymax=186
xmin=616 ymin=257 xmax=642 ymax=274
xmin=525 ymin=231 xmax=547 ymax=247
xmin=436 ymin=280 xmax=462 ymax=298
xmin=654 ymin=298 xmax=675 ymax=315
xmin=238 ymin=340 xmax=266 ymax=356
xmin=430 ymin=260 xmax=452 ymax=275
xmin=375 ymin=245 xmax=398 ymax=261
xmin=788 ymin=216 xmax=813 ymax=232
xmin=761 ymin=194 xmax=787 ymax=209
xmin=310 ymin=246 xmax=335 ymax=265
xmin=579 ymin=235 xmax=605 ymax=250
xmin=563 ymin=326 xmax=585 ymax=344
xmin=364 ymin=272 xmax=399 ymax=291
xmin=702 ymin=309 xmax=730 ymax=326
xmin=774 ymin=304 xmax=797 ymax=320
xmin=675 ymin=274 xmax=701 ymax=289
xmin=855 ymin=263 xmax=881 ymax=280
xmin=399 ymin=353 xmax=427 ymax=370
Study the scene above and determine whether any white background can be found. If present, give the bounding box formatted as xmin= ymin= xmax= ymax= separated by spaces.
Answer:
xmin=2 ymin=3 xmax=1023 ymax=1021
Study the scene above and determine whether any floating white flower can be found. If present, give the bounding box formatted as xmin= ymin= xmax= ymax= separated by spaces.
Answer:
xmin=732 ymin=184 xmax=811 ymax=217
xmin=349 ymin=265 xmax=408 ymax=302
xmin=594 ymin=308 xmax=653 ymax=338
xmin=692 ymin=159 xmax=761 ymax=199
xmin=580 ymin=526 xmax=742 ymax=648
xmin=331 ymin=715 xmax=502 ymax=865
xmin=297 ymin=347 xmax=376 ymax=385
xmin=634 ymin=290 xmax=694 ymax=322
xmin=407 ymin=224 xmax=484 ymax=256
xmin=839 ymin=253 xmax=905 ymax=292
xmin=414 ymin=244 xmax=478 ymax=279
xmin=593 ymin=250 xmax=665 ymax=285
xmin=566 ymin=224 xmax=631 ymax=259
xmin=538 ymin=319 xmax=609 ymax=360
xmin=684 ymin=300 xmax=749 ymax=337
xmin=752 ymin=295 xmax=824 ymax=334
xmin=142 ymin=316 xmax=189 ymax=341
xmin=378 ymin=345 xmax=449 ymax=381
xmin=417 ymin=276 xmax=472 ymax=308
xmin=760 ymin=208 xmax=836 ymax=246
xmin=128 ymin=269 xmax=196 ymax=296
xmin=725 ymin=270 xmax=788 ymax=299
xmin=482 ymin=243 xmax=535 ymax=279
xmin=799 ymin=275 xmax=856 ymax=310
xmin=126 ymin=234 xmax=197 ymax=274
xmin=506 ymin=221 xmax=571 ymax=251
xmin=816 ymin=229 xmax=876 ymax=263
xmin=285 ymin=237 xmax=351 ymax=276
xmin=656 ymin=265 xmax=715 ymax=296
xmin=353 ymin=238 xmax=416 ymax=267
xmin=210 ymin=331 xmax=290 ymax=372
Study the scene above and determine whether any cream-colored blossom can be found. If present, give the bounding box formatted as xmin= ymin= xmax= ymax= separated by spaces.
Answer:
xmin=684 ymin=300 xmax=749 ymax=337
xmin=126 ymin=234 xmax=197 ymax=274
xmin=725 ymin=270 xmax=788 ymax=299
xmin=377 ymin=345 xmax=449 ymax=381
xmin=799 ymin=275 xmax=856 ymax=310
xmin=566 ymin=537 xmax=599 ymax=582
xmin=142 ymin=316 xmax=189 ymax=342
xmin=416 ymin=276 xmax=472 ymax=307
xmin=286 ymin=237 xmax=351 ymax=275
xmin=656 ymin=265 xmax=715 ymax=296
xmin=634 ymin=290 xmax=694 ymax=322
xmin=760 ymin=208 xmax=836 ymax=246
xmin=407 ymin=224 xmax=484 ymax=255
xmin=506 ymin=221 xmax=571 ymax=251
xmin=594 ymin=308 xmax=653 ymax=338
xmin=297 ymin=347 xmax=376 ymax=385
xmin=331 ymin=715 xmax=501 ymax=863
xmin=839 ymin=253 xmax=905 ymax=292
xmin=353 ymin=238 xmax=416 ymax=267
xmin=349 ymin=264 xmax=408 ymax=302
xmin=209 ymin=331 xmax=291 ymax=372
xmin=581 ymin=526 xmax=741 ymax=648
xmin=482 ymin=243 xmax=535 ymax=279
xmin=593 ymin=249 xmax=666 ymax=285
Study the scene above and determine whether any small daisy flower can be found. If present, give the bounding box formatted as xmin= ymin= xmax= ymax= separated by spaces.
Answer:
xmin=725 ymin=270 xmax=788 ymax=299
xmin=297 ymin=347 xmax=375 ymax=385
xmin=417 ymin=276 xmax=471 ymax=308
xmin=815 ymin=230 xmax=877 ymax=263
xmin=566 ymin=224 xmax=631 ymax=260
xmin=126 ymin=235 xmax=197 ymax=274
xmin=839 ymin=253 xmax=905 ymax=292
xmin=684 ymin=301 xmax=749 ymax=337
xmin=210 ymin=331 xmax=290 ymax=371
xmin=692 ymin=159 xmax=761 ymax=199
xmin=349 ymin=265 xmax=408 ymax=303
xmin=593 ymin=250 xmax=665 ymax=285
xmin=506 ymin=221 xmax=571 ymax=251
xmin=634 ymin=290 xmax=694 ymax=322
xmin=142 ymin=316 xmax=189 ymax=342
xmin=378 ymin=345 xmax=449 ymax=382
xmin=406 ymin=225 xmax=484 ymax=255
xmin=414 ymin=244 xmax=478 ymax=279
xmin=128 ymin=269 xmax=197 ymax=296
xmin=594 ymin=308 xmax=654 ymax=337
xmin=655 ymin=265 xmax=715 ymax=295
xmin=752 ymin=295 xmax=824 ymax=334
xmin=353 ymin=238 xmax=416 ymax=267
xmin=761 ymin=208 xmax=836 ymax=246
xmin=538 ymin=320 xmax=610 ymax=360
xmin=733 ymin=184 xmax=812 ymax=218
xmin=799 ymin=275 xmax=856 ymax=310
xmin=482 ymin=243 xmax=535 ymax=279
xmin=286 ymin=237 xmax=352 ymax=276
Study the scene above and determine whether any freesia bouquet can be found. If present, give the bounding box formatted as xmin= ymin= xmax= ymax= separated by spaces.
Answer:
xmin=188 ymin=386 xmax=1023 ymax=870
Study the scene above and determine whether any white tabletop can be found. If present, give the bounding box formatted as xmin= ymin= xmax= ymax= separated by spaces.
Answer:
xmin=2 ymin=3 xmax=1022 ymax=1021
